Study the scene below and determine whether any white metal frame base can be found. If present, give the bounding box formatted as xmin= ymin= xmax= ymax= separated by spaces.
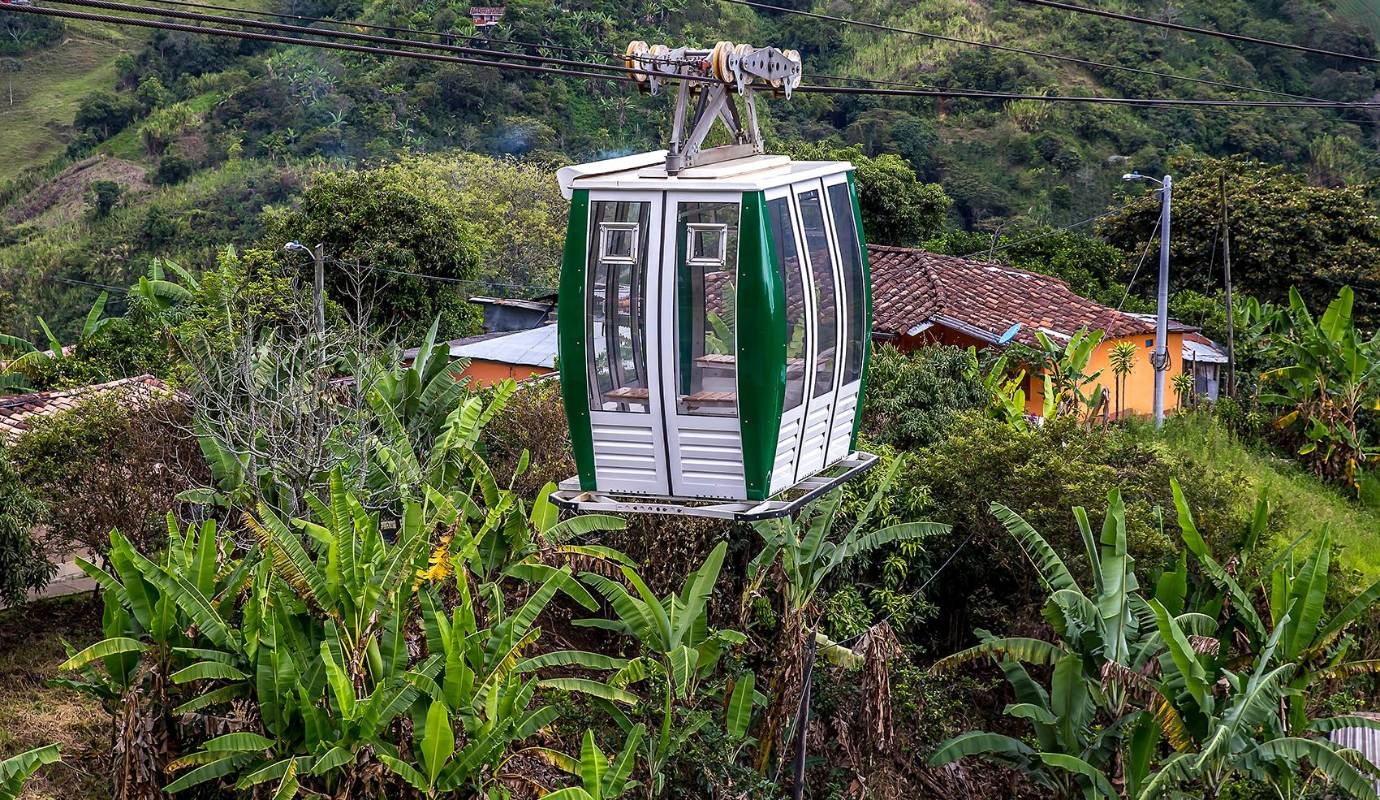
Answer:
xmin=550 ymin=451 xmax=879 ymax=521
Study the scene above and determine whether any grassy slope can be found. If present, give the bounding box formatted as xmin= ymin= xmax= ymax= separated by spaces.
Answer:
xmin=1154 ymin=414 xmax=1380 ymax=583
xmin=0 ymin=595 xmax=107 ymax=800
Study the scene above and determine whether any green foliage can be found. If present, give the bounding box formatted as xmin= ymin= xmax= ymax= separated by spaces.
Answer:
xmin=1099 ymin=156 xmax=1380 ymax=324
xmin=909 ymin=413 xmax=1247 ymax=642
xmin=87 ymin=180 xmax=123 ymax=218
xmin=9 ymin=393 xmax=203 ymax=558
xmin=73 ymin=90 xmax=141 ymax=141
xmin=0 ymin=452 xmax=54 ymax=607
xmin=261 ymin=158 xmax=486 ymax=341
xmin=0 ymin=744 xmax=61 ymax=800
xmin=1258 ymin=287 xmax=1380 ymax=489
xmin=777 ymin=141 xmax=951 ymax=245
xmin=860 ymin=344 xmax=991 ymax=450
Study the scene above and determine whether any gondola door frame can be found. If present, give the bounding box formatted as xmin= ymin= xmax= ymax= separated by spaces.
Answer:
xmin=788 ymin=176 xmax=849 ymax=484
xmin=656 ymin=190 xmax=748 ymax=499
xmin=581 ymin=188 xmax=672 ymax=497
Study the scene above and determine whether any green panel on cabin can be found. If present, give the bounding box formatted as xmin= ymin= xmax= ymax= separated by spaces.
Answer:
xmin=738 ymin=191 xmax=787 ymax=500
xmin=846 ymin=171 xmax=872 ymax=451
xmin=558 ymin=189 xmax=597 ymax=490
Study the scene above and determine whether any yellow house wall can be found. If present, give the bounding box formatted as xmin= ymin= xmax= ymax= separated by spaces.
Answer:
xmin=1024 ymin=332 xmax=1185 ymax=418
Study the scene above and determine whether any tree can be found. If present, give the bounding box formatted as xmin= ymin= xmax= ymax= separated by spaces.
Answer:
xmin=261 ymin=159 xmax=485 ymax=341
xmin=778 ymin=141 xmax=951 ymax=245
xmin=445 ymin=154 xmax=568 ymax=291
xmin=1098 ymin=155 xmax=1380 ymax=324
xmin=1109 ymin=341 xmax=1137 ymax=421
xmin=860 ymin=344 xmax=991 ymax=450
xmin=73 ymin=90 xmax=140 ymax=140
xmin=0 ymin=452 xmax=54 ymax=607
xmin=87 ymin=180 xmax=123 ymax=218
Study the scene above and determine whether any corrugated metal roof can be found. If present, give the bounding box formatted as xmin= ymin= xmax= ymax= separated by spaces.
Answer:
xmin=1332 ymin=717 xmax=1380 ymax=794
xmin=1183 ymin=338 xmax=1227 ymax=364
xmin=451 ymin=324 xmax=557 ymax=368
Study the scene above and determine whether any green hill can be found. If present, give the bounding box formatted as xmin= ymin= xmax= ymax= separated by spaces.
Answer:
xmin=1 ymin=0 xmax=1378 ymax=337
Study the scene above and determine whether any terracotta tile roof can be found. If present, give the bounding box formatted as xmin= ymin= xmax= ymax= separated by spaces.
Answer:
xmin=867 ymin=244 xmax=1157 ymax=346
xmin=0 ymin=375 xmax=172 ymax=443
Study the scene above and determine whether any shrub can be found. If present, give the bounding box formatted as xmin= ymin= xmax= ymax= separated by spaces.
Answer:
xmin=909 ymin=413 xmax=1247 ymax=648
xmin=860 ymin=344 xmax=990 ymax=451
xmin=9 ymin=394 xmax=206 ymax=559
xmin=72 ymin=91 xmax=140 ymax=140
xmin=86 ymin=180 xmax=122 ymax=218
xmin=151 ymin=151 xmax=193 ymax=186
xmin=0 ymin=451 xmax=54 ymax=606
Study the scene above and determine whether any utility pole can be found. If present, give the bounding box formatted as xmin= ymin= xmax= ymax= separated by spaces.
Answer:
xmin=284 ymin=241 xmax=326 ymax=334
xmin=1122 ymin=171 xmax=1173 ymax=427
xmin=1152 ymin=175 xmax=1172 ymax=428
xmin=312 ymin=242 xmax=326 ymax=335
xmin=1219 ymin=174 xmax=1235 ymax=398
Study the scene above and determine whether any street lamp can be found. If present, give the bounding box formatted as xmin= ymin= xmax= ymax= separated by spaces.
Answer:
xmin=1122 ymin=171 xmax=1172 ymax=428
xmin=284 ymin=241 xmax=326 ymax=334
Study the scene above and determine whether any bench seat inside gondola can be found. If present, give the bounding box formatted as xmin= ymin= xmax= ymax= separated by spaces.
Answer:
xmin=602 ymin=385 xmax=737 ymax=408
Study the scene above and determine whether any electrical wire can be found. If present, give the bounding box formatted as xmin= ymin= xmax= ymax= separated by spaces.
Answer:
xmin=958 ymin=212 xmax=1110 ymax=260
xmin=1015 ymin=0 xmax=1380 ymax=66
xmin=8 ymin=3 xmax=1380 ymax=109
xmin=1117 ymin=217 xmax=1163 ymax=312
xmin=4 ymin=3 xmax=642 ymax=83
xmin=137 ymin=0 xmax=624 ymax=61
xmin=719 ymin=0 xmax=1325 ymax=103
xmin=42 ymin=0 xmax=644 ymax=78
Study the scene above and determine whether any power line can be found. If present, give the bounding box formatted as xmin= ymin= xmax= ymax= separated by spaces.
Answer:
xmin=43 ymin=0 xmax=640 ymax=79
xmin=137 ymin=0 xmax=622 ymax=61
xmin=792 ymin=83 xmax=1380 ymax=108
xmin=958 ymin=212 xmax=1110 ymax=260
xmin=1015 ymin=0 xmax=1380 ymax=66
xmin=720 ymin=0 xmax=1324 ymax=103
xmin=8 ymin=3 xmax=1380 ymax=110
xmin=4 ymin=3 xmax=641 ymax=84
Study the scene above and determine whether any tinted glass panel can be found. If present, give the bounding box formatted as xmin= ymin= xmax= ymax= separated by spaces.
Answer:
xmin=587 ymin=201 xmax=650 ymax=412
xmin=675 ymin=202 xmax=740 ymax=417
xmin=768 ymin=197 xmax=807 ymax=412
xmin=828 ymin=182 xmax=865 ymax=385
xmin=799 ymin=189 xmax=837 ymax=399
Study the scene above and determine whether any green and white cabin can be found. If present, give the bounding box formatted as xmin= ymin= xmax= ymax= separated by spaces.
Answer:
xmin=555 ymin=149 xmax=873 ymax=506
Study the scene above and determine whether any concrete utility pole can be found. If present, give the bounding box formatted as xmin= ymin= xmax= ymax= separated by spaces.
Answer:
xmin=1125 ymin=171 xmax=1172 ymax=428
xmin=1219 ymin=174 xmax=1235 ymax=398
xmin=1153 ymin=175 xmax=1171 ymax=428
xmin=285 ymin=241 xmax=326 ymax=334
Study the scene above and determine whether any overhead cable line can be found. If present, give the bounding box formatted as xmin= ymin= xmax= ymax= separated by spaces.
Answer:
xmin=43 ymin=0 xmax=644 ymax=78
xmin=5 ymin=3 xmax=643 ymax=83
xmin=957 ymin=212 xmax=1111 ymax=260
xmin=7 ymin=4 xmax=1380 ymax=109
xmin=138 ymin=0 xmax=623 ymax=61
xmin=1015 ymin=0 xmax=1380 ymax=66
xmin=719 ymin=0 xmax=1323 ymax=102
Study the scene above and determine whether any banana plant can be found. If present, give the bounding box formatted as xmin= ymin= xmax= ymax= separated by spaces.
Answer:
xmin=1141 ymin=606 xmax=1380 ymax=800
xmin=1173 ymin=479 xmax=1380 ymax=735
xmin=0 ymin=744 xmax=61 ymax=800
xmin=526 ymin=541 xmax=755 ymax=798
xmin=0 ymin=291 xmax=112 ymax=392
xmin=1260 ymin=286 xmax=1380 ymax=488
xmin=1030 ymin=327 xmax=1106 ymax=420
xmin=133 ymin=256 xmax=200 ymax=310
xmin=746 ymin=462 xmax=947 ymax=625
xmin=931 ymin=491 xmax=1169 ymax=799
xmin=538 ymin=725 xmax=646 ymax=800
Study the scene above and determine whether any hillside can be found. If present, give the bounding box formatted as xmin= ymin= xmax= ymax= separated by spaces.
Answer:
xmin=2 ymin=0 xmax=1379 ymax=338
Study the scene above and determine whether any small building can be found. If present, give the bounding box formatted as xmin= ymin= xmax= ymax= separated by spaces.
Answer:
xmin=867 ymin=245 xmax=1193 ymax=419
xmin=405 ymin=325 xmax=556 ymax=388
xmin=470 ymin=294 xmax=556 ymax=333
xmin=469 ymin=6 xmax=505 ymax=28
xmin=0 ymin=374 xmax=171 ymax=443
xmin=1182 ymin=333 xmax=1228 ymax=401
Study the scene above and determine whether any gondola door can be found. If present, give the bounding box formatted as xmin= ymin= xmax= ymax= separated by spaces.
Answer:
xmin=656 ymin=192 xmax=748 ymax=499
xmin=790 ymin=179 xmax=846 ymax=483
xmin=583 ymin=191 xmax=671 ymax=496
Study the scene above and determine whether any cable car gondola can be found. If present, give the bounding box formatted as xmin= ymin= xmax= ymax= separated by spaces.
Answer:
xmin=550 ymin=41 xmax=877 ymax=520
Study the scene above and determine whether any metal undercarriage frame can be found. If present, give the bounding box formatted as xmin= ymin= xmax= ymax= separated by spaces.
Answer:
xmin=549 ymin=451 xmax=879 ymax=522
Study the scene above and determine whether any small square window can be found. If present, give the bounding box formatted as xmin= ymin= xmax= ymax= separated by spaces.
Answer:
xmin=687 ymin=223 xmax=728 ymax=267
xmin=599 ymin=223 xmax=639 ymax=264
